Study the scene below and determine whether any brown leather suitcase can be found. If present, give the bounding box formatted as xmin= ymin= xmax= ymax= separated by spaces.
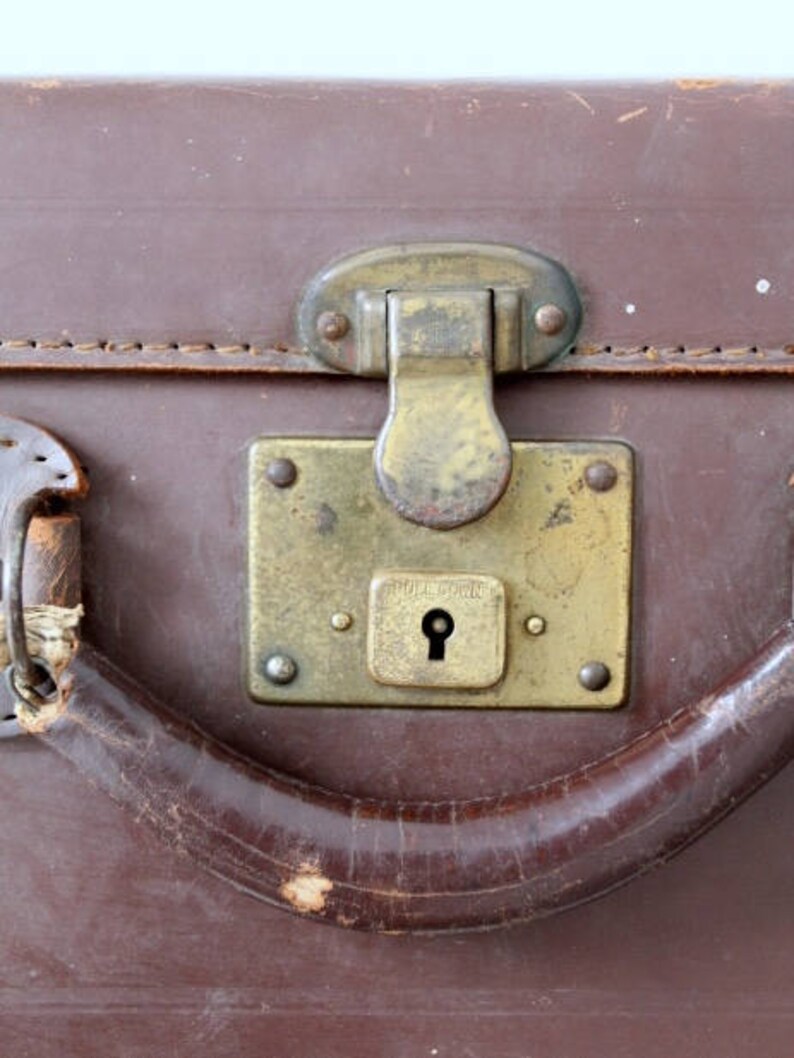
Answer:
xmin=1 ymin=80 xmax=793 ymax=1056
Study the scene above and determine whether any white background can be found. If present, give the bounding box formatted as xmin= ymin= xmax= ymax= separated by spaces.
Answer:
xmin=1 ymin=0 xmax=791 ymax=79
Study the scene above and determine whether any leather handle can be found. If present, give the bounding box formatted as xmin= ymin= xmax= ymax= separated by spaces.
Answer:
xmin=40 ymin=626 xmax=794 ymax=933
xmin=9 ymin=415 xmax=793 ymax=932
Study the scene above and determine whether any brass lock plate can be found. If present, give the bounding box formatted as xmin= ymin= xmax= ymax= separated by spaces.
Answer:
xmin=247 ymin=439 xmax=633 ymax=709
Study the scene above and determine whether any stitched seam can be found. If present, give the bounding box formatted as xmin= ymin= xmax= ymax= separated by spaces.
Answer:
xmin=569 ymin=344 xmax=794 ymax=359
xmin=1 ymin=340 xmax=793 ymax=360
xmin=0 ymin=339 xmax=293 ymax=355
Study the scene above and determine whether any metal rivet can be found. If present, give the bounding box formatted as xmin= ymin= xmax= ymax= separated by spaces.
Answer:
xmin=534 ymin=303 xmax=567 ymax=336
xmin=525 ymin=615 xmax=546 ymax=636
xmin=584 ymin=461 xmax=618 ymax=492
xmin=265 ymin=458 xmax=298 ymax=488
xmin=317 ymin=311 xmax=350 ymax=341
xmin=264 ymin=654 xmax=298 ymax=685
xmin=578 ymin=661 xmax=611 ymax=692
xmin=330 ymin=611 xmax=353 ymax=632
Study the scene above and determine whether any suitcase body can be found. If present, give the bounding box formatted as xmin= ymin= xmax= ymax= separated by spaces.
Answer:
xmin=1 ymin=80 xmax=793 ymax=1056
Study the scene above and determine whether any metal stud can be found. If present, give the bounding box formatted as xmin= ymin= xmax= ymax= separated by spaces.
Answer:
xmin=584 ymin=461 xmax=618 ymax=493
xmin=265 ymin=458 xmax=298 ymax=488
xmin=317 ymin=311 xmax=350 ymax=341
xmin=533 ymin=303 xmax=567 ymax=336
xmin=264 ymin=654 xmax=298 ymax=685
xmin=578 ymin=661 xmax=611 ymax=692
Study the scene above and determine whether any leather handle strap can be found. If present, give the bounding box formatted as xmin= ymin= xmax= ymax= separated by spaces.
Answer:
xmin=40 ymin=626 xmax=794 ymax=933
xmin=7 ymin=414 xmax=792 ymax=932
xmin=0 ymin=418 xmax=87 ymax=723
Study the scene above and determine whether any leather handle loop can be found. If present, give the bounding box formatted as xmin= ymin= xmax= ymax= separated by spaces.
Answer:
xmin=0 ymin=417 xmax=87 ymax=719
xmin=3 ymin=495 xmax=40 ymax=690
xmin=39 ymin=626 xmax=794 ymax=933
xmin=6 ymin=414 xmax=792 ymax=932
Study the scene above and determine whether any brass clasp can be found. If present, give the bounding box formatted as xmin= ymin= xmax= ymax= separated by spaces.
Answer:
xmin=248 ymin=243 xmax=633 ymax=710
xmin=376 ymin=288 xmax=511 ymax=529
xmin=298 ymin=242 xmax=581 ymax=529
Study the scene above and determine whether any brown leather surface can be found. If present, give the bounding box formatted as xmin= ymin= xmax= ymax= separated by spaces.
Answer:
xmin=10 ymin=399 xmax=790 ymax=933
xmin=2 ymin=737 xmax=792 ymax=1056
xmin=3 ymin=373 xmax=792 ymax=801
xmin=1 ymin=79 xmax=793 ymax=1050
xmin=0 ymin=81 xmax=791 ymax=373
xmin=32 ymin=626 xmax=791 ymax=933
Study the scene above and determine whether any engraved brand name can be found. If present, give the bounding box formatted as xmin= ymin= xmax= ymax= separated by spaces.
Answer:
xmin=384 ymin=578 xmax=486 ymax=600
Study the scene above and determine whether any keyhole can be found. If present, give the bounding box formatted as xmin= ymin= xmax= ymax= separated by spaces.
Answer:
xmin=422 ymin=608 xmax=455 ymax=661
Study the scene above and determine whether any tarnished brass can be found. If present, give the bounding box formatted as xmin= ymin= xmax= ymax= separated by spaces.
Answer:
xmin=297 ymin=242 xmax=581 ymax=376
xmin=297 ymin=243 xmax=582 ymax=530
xmin=377 ymin=289 xmax=511 ymax=529
xmin=368 ymin=571 xmax=506 ymax=689
xmin=247 ymin=438 xmax=633 ymax=709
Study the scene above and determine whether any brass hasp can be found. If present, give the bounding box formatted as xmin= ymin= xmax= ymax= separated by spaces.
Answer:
xmin=297 ymin=243 xmax=581 ymax=529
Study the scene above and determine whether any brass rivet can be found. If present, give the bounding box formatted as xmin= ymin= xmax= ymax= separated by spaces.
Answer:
xmin=525 ymin=615 xmax=546 ymax=636
xmin=265 ymin=458 xmax=298 ymax=488
xmin=331 ymin=612 xmax=353 ymax=632
xmin=584 ymin=461 xmax=618 ymax=492
xmin=578 ymin=661 xmax=611 ymax=692
xmin=317 ymin=311 xmax=350 ymax=341
xmin=534 ymin=303 xmax=567 ymax=336
xmin=264 ymin=654 xmax=298 ymax=685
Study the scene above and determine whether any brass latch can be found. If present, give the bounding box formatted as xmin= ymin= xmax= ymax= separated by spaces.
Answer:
xmin=378 ymin=288 xmax=508 ymax=529
xmin=297 ymin=243 xmax=581 ymax=529
xmin=247 ymin=242 xmax=632 ymax=710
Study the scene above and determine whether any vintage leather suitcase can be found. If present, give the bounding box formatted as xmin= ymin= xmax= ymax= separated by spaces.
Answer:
xmin=1 ymin=80 xmax=793 ymax=1056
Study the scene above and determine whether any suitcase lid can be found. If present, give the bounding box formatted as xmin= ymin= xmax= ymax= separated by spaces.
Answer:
xmin=0 ymin=79 xmax=791 ymax=376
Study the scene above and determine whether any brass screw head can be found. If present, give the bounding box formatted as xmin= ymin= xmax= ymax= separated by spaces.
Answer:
xmin=525 ymin=615 xmax=546 ymax=636
xmin=265 ymin=458 xmax=298 ymax=488
xmin=584 ymin=461 xmax=618 ymax=492
xmin=330 ymin=611 xmax=353 ymax=632
xmin=578 ymin=661 xmax=611 ymax=692
xmin=534 ymin=303 xmax=567 ymax=336
xmin=264 ymin=653 xmax=298 ymax=685
xmin=317 ymin=311 xmax=350 ymax=341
